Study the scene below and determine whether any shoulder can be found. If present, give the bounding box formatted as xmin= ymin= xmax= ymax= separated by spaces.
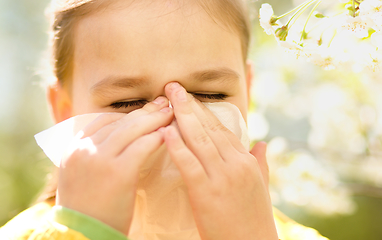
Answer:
xmin=0 ymin=201 xmax=126 ymax=240
xmin=0 ymin=201 xmax=53 ymax=239
xmin=0 ymin=200 xmax=91 ymax=240
xmin=273 ymin=207 xmax=329 ymax=240
xmin=0 ymin=200 xmax=87 ymax=240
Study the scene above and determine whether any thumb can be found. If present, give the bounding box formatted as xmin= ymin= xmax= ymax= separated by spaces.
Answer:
xmin=250 ymin=141 xmax=269 ymax=189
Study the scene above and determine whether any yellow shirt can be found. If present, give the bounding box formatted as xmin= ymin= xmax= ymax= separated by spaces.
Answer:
xmin=0 ymin=201 xmax=328 ymax=240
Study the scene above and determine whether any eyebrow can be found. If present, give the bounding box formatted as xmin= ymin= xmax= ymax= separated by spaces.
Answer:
xmin=90 ymin=67 xmax=240 ymax=96
xmin=190 ymin=67 xmax=240 ymax=85
xmin=90 ymin=76 xmax=150 ymax=97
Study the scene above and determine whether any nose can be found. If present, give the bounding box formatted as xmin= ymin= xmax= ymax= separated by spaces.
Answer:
xmin=151 ymin=81 xmax=184 ymax=103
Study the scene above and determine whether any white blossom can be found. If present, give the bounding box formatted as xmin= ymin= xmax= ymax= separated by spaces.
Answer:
xmin=366 ymin=50 xmax=382 ymax=71
xmin=301 ymin=39 xmax=322 ymax=57
xmin=359 ymin=0 xmax=382 ymax=16
xmin=360 ymin=0 xmax=382 ymax=32
xmin=340 ymin=15 xmax=372 ymax=38
xmin=259 ymin=3 xmax=276 ymax=35
xmin=259 ymin=0 xmax=382 ymax=71
xmin=307 ymin=47 xmax=339 ymax=70
xmin=371 ymin=14 xmax=382 ymax=32
xmin=371 ymin=32 xmax=382 ymax=48
xmin=350 ymin=42 xmax=376 ymax=71
xmin=278 ymin=40 xmax=302 ymax=52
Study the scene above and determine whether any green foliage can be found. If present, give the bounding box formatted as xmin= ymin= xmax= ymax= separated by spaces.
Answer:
xmin=314 ymin=12 xmax=325 ymax=18
xmin=0 ymin=0 xmax=52 ymax=226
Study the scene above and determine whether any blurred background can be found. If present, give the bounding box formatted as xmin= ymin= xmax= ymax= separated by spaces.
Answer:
xmin=0 ymin=0 xmax=381 ymax=239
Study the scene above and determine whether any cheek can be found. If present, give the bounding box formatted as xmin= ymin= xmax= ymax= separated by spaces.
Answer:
xmin=239 ymin=80 xmax=250 ymax=121
xmin=231 ymin=99 xmax=248 ymax=123
xmin=228 ymin=87 xmax=249 ymax=122
xmin=71 ymin=83 xmax=98 ymax=115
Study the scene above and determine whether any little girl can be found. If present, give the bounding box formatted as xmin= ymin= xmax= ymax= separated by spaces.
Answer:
xmin=0 ymin=0 xmax=328 ymax=239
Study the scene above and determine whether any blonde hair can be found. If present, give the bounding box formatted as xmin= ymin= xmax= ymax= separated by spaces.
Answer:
xmin=47 ymin=0 xmax=251 ymax=86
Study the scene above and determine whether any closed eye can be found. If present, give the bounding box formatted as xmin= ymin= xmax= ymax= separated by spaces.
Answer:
xmin=110 ymin=99 xmax=148 ymax=109
xmin=192 ymin=93 xmax=228 ymax=100
xmin=109 ymin=93 xmax=228 ymax=109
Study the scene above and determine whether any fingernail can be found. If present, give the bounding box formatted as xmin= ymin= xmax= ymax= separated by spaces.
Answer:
xmin=176 ymin=88 xmax=187 ymax=102
xmin=160 ymin=107 xmax=171 ymax=113
xmin=169 ymin=82 xmax=181 ymax=91
xmin=153 ymin=96 xmax=165 ymax=105
xmin=158 ymin=127 xmax=165 ymax=133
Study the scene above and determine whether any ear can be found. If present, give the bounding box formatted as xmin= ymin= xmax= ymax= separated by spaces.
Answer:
xmin=47 ymin=82 xmax=73 ymax=124
xmin=245 ymin=60 xmax=254 ymax=106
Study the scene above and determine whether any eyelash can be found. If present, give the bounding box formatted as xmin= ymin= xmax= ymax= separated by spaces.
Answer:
xmin=192 ymin=93 xmax=227 ymax=100
xmin=110 ymin=93 xmax=228 ymax=109
xmin=110 ymin=100 xmax=148 ymax=109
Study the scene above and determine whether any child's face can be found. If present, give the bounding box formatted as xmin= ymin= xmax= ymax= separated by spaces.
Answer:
xmin=59 ymin=1 xmax=251 ymax=121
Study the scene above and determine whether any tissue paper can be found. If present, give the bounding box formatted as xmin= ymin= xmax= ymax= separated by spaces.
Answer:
xmin=35 ymin=102 xmax=250 ymax=240
xmin=35 ymin=102 xmax=249 ymax=167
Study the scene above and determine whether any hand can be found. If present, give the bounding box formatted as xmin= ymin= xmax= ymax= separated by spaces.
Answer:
xmin=250 ymin=141 xmax=270 ymax=193
xmin=163 ymin=83 xmax=278 ymax=240
xmin=56 ymin=97 xmax=174 ymax=235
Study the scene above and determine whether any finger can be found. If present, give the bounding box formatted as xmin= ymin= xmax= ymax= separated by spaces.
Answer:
xmin=250 ymin=142 xmax=269 ymax=189
xmin=165 ymin=82 xmax=223 ymax=172
xmin=191 ymin=100 xmax=239 ymax=162
xmin=190 ymin=99 xmax=247 ymax=161
xmin=79 ymin=113 xmax=127 ymax=139
xmin=164 ymin=125 xmax=209 ymax=185
xmin=116 ymin=130 xmax=165 ymax=180
xmin=100 ymin=107 xmax=174 ymax=156
xmin=195 ymin=100 xmax=247 ymax=153
xmin=89 ymin=96 xmax=169 ymax=144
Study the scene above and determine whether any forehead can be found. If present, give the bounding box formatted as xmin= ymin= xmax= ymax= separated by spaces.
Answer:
xmin=72 ymin=0 xmax=244 ymax=87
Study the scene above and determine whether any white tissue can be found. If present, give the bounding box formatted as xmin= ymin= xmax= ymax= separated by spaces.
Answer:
xmin=35 ymin=102 xmax=249 ymax=167
xmin=35 ymin=102 xmax=250 ymax=240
